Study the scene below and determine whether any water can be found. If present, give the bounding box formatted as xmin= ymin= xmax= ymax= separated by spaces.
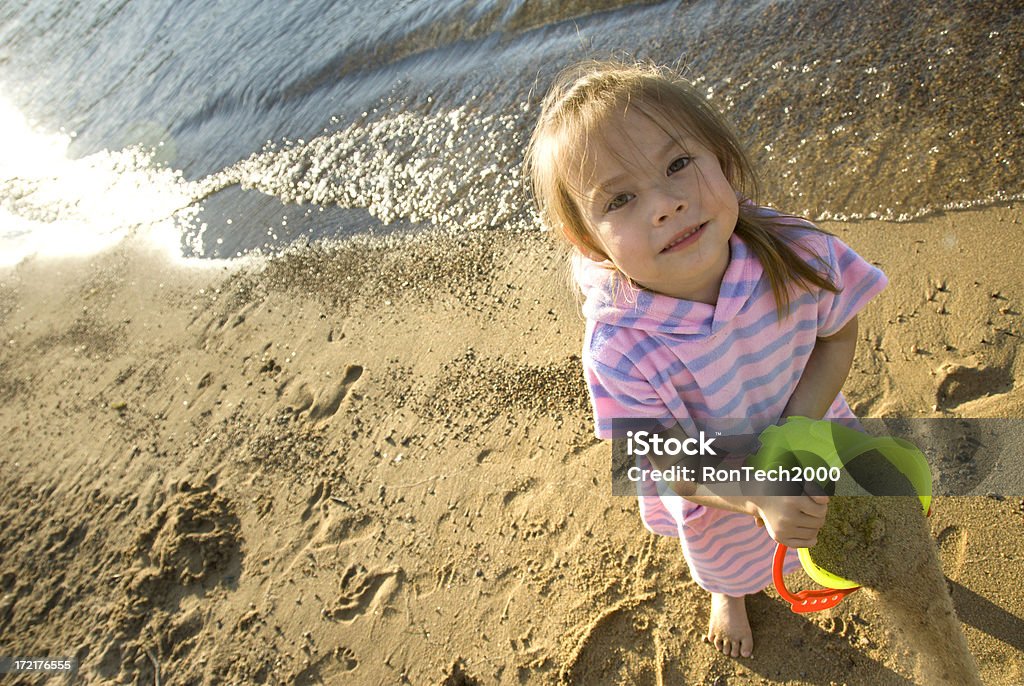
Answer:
xmin=1 ymin=0 xmax=1021 ymax=265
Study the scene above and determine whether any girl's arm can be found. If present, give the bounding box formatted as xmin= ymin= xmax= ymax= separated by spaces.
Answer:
xmin=781 ymin=315 xmax=859 ymax=420
xmin=684 ymin=485 xmax=829 ymax=549
xmin=644 ymin=428 xmax=829 ymax=548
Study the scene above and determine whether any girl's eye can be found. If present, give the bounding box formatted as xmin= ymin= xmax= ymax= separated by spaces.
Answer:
xmin=606 ymin=193 xmax=634 ymax=212
xmin=668 ymin=156 xmax=692 ymax=174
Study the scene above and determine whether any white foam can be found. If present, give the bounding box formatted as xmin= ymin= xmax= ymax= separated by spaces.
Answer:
xmin=0 ymin=95 xmax=203 ymax=267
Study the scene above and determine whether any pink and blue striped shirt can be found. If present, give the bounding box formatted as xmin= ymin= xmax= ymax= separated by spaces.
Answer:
xmin=574 ymin=211 xmax=887 ymax=595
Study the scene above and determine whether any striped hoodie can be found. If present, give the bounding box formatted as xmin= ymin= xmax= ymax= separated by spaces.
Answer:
xmin=574 ymin=211 xmax=887 ymax=595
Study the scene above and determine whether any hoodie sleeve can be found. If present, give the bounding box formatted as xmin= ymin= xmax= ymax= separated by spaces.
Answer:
xmin=583 ymin=323 xmax=674 ymax=440
xmin=816 ymin=234 xmax=888 ymax=337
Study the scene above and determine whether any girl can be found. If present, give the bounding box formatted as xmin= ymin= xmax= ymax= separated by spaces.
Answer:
xmin=524 ymin=60 xmax=887 ymax=658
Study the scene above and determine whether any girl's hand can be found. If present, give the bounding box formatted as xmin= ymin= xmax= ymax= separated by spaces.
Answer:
xmin=751 ymin=494 xmax=829 ymax=548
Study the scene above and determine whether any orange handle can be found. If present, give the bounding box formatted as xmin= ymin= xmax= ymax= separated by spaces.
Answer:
xmin=772 ymin=544 xmax=860 ymax=613
xmin=772 ymin=500 xmax=933 ymax=613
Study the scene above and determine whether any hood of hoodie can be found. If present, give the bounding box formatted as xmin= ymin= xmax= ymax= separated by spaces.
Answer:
xmin=572 ymin=232 xmax=762 ymax=338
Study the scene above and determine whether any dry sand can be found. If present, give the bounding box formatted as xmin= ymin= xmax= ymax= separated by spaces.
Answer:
xmin=1 ymin=202 xmax=1023 ymax=685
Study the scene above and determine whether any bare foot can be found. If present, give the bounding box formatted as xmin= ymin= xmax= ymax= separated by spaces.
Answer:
xmin=706 ymin=592 xmax=754 ymax=658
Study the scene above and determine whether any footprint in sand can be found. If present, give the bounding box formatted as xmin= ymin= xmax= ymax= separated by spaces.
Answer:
xmin=263 ymin=482 xmax=399 ymax=632
xmin=305 ymin=481 xmax=375 ymax=547
xmin=321 ymin=563 xmax=401 ymax=622
xmin=883 ymin=412 xmax=995 ymax=496
xmin=935 ymin=361 xmax=1014 ymax=410
xmin=937 ymin=524 xmax=970 ymax=578
xmin=293 ymin=646 xmax=359 ymax=686
xmin=501 ymin=477 xmax=536 ymax=506
xmin=300 ymin=480 xmax=330 ymax=523
xmin=278 ymin=378 xmax=315 ymax=415
xmin=309 ymin=364 xmax=363 ymax=420
xmin=272 ymin=364 xmax=363 ymax=421
xmin=277 ymin=480 xmax=376 ymax=576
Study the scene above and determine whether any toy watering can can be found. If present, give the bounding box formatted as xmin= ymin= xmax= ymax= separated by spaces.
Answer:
xmin=751 ymin=417 xmax=932 ymax=614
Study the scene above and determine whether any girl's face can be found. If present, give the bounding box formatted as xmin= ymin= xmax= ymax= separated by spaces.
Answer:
xmin=573 ymin=110 xmax=739 ymax=304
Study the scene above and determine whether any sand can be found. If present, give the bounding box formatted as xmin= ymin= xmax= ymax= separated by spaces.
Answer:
xmin=1 ymin=202 xmax=1023 ymax=685
xmin=811 ymin=497 xmax=981 ymax=685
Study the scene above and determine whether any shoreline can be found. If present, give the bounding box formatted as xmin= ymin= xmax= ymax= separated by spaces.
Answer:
xmin=1 ymin=202 xmax=1022 ymax=684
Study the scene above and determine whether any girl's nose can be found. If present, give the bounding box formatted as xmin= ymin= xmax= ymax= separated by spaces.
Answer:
xmin=652 ymin=189 xmax=687 ymax=225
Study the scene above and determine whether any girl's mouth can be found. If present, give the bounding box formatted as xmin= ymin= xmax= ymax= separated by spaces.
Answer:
xmin=661 ymin=222 xmax=708 ymax=253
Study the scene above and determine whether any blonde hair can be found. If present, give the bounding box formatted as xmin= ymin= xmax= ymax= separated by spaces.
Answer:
xmin=524 ymin=59 xmax=839 ymax=315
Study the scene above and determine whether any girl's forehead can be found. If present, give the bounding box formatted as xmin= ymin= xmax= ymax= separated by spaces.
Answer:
xmin=569 ymin=111 xmax=699 ymax=189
